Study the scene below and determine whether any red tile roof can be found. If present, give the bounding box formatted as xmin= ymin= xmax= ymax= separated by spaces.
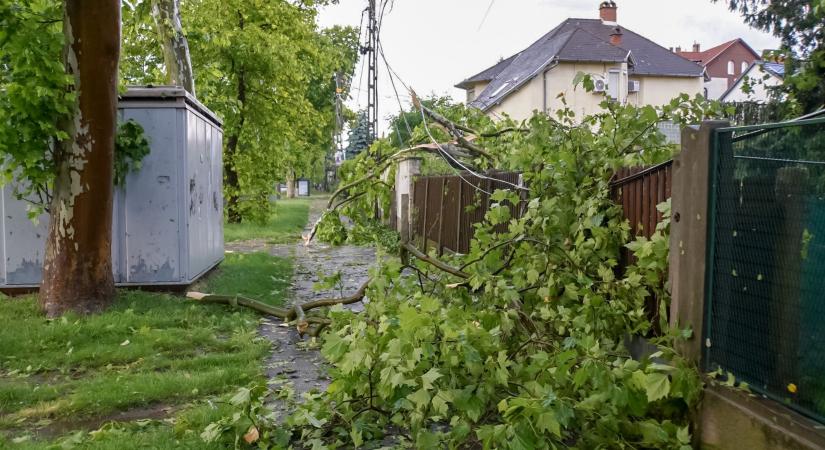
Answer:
xmin=676 ymin=39 xmax=759 ymax=66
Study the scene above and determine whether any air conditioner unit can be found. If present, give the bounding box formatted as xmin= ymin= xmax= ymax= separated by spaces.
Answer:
xmin=628 ymin=80 xmax=641 ymax=93
xmin=593 ymin=78 xmax=607 ymax=93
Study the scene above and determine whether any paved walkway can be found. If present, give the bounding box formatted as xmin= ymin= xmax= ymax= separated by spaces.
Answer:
xmin=225 ymin=197 xmax=375 ymax=397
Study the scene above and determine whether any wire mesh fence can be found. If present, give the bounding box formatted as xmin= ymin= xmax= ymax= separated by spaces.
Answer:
xmin=706 ymin=117 xmax=825 ymax=424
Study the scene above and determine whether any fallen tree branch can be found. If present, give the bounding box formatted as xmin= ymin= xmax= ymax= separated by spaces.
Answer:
xmin=305 ymin=143 xmax=478 ymax=244
xmin=186 ymin=284 xmax=365 ymax=337
xmin=411 ymin=91 xmax=493 ymax=161
xmin=186 ymin=292 xmax=291 ymax=317
xmin=299 ymin=278 xmax=371 ymax=311
xmin=402 ymin=242 xmax=469 ymax=279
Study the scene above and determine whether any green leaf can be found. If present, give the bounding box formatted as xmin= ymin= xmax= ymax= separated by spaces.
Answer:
xmin=408 ymin=388 xmax=431 ymax=409
xmin=422 ymin=368 xmax=442 ymax=390
xmin=644 ymin=372 xmax=671 ymax=402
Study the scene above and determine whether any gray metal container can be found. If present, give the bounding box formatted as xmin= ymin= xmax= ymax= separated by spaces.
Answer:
xmin=0 ymin=86 xmax=224 ymax=289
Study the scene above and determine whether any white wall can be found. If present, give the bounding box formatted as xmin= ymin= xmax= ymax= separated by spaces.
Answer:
xmin=483 ymin=62 xmax=703 ymax=121
xmin=721 ymin=66 xmax=783 ymax=103
xmin=704 ymin=77 xmax=729 ymax=100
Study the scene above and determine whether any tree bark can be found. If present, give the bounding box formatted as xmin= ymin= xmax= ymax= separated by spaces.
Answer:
xmin=150 ymin=0 xmax=195 ymax=95
xmin=39 ymin=0 xmax=120 ymax=317
xmin=286 ymin=170 xmax=296 ymax=199
xmin=224 ymin=68 xmax=245 ymax=224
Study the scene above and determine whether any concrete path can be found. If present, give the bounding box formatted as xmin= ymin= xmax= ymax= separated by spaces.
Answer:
xmin=225 ymin=198 xmax=375 ymax=398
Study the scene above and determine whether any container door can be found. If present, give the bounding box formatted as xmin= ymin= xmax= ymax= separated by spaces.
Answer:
xmin=121 ymin=107 xmax=182 ymax=283
xmin=186 ymin=111 xmax=210 ymax=278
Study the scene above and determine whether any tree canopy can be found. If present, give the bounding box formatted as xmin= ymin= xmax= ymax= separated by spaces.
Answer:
xmin=717 ymin=0 xmax=825 ymax=113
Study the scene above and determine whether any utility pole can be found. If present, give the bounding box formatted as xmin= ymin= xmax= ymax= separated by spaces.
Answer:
xmin=365 ymin=0 xmax=378 ymax=143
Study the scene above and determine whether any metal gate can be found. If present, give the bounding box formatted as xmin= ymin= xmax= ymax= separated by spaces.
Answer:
xmin=704 ymin=117 xmax=825 ymax=424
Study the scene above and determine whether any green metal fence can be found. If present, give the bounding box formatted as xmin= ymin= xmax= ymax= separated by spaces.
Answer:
xmin=705 ymin=117 xmax=825 ymax=424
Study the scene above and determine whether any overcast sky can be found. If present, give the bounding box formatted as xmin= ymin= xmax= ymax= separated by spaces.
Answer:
xmin=317 ymin=0 xmax=781 ymax=135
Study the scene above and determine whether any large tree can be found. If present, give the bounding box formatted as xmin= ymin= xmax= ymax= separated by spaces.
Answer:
xmin=1 ymin=1 xmax=122 ymax=316
xmin=184 ymin=0 xmax=357 ymax=221
xmin=717 ymin=0 xmax=825 ymax=113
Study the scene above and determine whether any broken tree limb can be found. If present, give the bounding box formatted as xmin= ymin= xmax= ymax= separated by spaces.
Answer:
xmin=187 ymin=279 xmax=372 ymax=336
xmin=186 ymin=292 xmax=290 ymax=317
xmin=300 ymin=278 xmax=371 ymax=311
xmin=411 ymin=91 xmax=493 ymax=161
xmin=402 ymin=243 xmax=470 ymax=279
xmin=305 ymin=142 xmax=480 ymax=244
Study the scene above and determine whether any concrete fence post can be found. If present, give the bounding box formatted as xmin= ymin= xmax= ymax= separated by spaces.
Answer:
xmin=395 ymin=157 xmax=421 ymax=238
xmin=668 ymin=120 xmax=728 ymax=364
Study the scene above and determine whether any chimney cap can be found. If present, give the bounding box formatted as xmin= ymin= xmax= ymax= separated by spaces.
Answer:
xmin=599 ymin=1 xmax=618 ymax=23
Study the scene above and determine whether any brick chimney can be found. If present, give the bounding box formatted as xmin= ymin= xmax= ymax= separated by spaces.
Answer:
xmin=693 ymin=42 xmax=700 ymax=52
xmin=599 ymin=1 xmax=617 ymax=23
xmin=610 ymin=26 xmax=623 ymax=46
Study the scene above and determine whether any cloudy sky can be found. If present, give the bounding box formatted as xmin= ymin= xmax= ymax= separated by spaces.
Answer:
xmin=317 ymin=0 xmax=781 ymax=135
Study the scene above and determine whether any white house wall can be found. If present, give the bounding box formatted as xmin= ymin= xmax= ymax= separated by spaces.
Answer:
xmin=483 ymin=62 xmax=703 ymax=121
xmin=722 ymin=67 xmax=783 ymax=103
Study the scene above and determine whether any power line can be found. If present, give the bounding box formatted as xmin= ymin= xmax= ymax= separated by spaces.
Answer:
xmin=376 ymin=37 xmax=527 ymax=194
xmin=376 ymin=41 xmax=496 ymax=195
xmin=477 ymin=0 xmax=495 ymax=31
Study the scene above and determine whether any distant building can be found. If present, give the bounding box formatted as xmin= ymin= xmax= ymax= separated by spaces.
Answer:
xmin=676 ymin=39 xmax=761 ymax=100
xmin=720 ymin=61 xmax=785 ymax=103
xmin=455 ymin=1 xmax=705 ymax=121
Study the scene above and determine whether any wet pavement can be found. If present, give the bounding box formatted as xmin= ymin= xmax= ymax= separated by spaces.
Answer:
xmin=225 ymin=198 xmax=375 ymax=398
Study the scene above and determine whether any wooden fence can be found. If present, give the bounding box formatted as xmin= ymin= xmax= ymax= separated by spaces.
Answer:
xmin=609 ymin=161 xmax=674 ymax=334
xmin=609 ymin=161 xmax=673 ymax=241
xmin=412 ymin=172 xmax=521 ymax=254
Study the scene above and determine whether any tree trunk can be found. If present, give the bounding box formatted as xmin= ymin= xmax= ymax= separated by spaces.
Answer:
xmin=150 ymin=0 xmax=195 ymax=95
xmin=224 ymin=68 xmax=246 ymax=224
xmin=286 ymin=170 xmax=296 ymax=199
xmin=39 ymin=0 xmax=120 ymax=317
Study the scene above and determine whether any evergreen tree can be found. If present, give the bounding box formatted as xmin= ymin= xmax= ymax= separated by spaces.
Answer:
xmin=345 ymin=110 xmax=372 ymax=157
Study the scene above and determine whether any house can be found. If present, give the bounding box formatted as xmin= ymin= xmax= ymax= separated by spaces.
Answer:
xmin=455 ymin=1 xmax=705 ymax=121
xmin=720 ymin=61 xmax=785 ymax=103
xmin=676 ymin=39 xmax=761 ymax=99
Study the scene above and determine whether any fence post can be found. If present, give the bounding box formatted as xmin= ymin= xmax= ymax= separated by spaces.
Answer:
xmin=395 ymin=157 xmax=421 ymax=237
xmin=399 ymin=193 xmax=410 ymax=265
xmin=668 ymin=120 xmax=728 ymax=364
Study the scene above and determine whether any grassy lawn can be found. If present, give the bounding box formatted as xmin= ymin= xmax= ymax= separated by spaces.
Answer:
xmin=0 ymin=252 xmax=292 ymax=448
xmin=224 ymin=198 xmax=311 ymax=244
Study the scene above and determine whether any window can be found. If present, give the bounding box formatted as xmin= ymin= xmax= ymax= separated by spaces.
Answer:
xmin=727 ymin=60 xmax=735 ymax=75
xmin=741 ymin=61 xmax=749 ymax=73
xmin=607 ymin=69 xmax=621 ymax=100
xmin=467 ymin=89 xmax=476 ymax=103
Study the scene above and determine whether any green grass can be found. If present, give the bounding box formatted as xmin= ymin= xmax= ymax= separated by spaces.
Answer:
xmin=224 ymin=198 xmax=311 ymax=243
xmin=196 ymin=252 xmax=292 ymax=305
xmin=0 ymin=252 xmax=292 ymax=448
